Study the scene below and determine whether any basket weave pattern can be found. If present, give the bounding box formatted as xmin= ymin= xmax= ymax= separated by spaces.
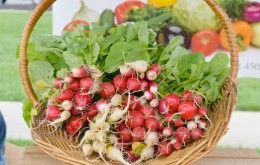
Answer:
xmin=19 ymin=0 xmax=239 ymax=164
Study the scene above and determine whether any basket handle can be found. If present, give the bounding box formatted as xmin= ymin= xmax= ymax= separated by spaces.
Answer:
xmin=19 ymin=0 xmax=239 ymax=106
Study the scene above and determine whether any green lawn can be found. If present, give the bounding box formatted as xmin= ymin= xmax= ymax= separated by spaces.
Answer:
xmin=0 ymin=10 xmax=52 ymax=101
xmin=7 ymin=138 xmax=33 ymax=148
xmin=0 ymin=10 xmax=259 ymax=111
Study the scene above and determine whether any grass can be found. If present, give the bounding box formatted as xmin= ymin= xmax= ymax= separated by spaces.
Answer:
xmin=0 ymin=10 xmax=52 ymax=101
xmin=237 ymin=78 xmax=260 ymax=111
xmin=0 ymin=10 xmax=260 ymax=111
xmin=7 ymin=138 xmax=33 ymax=148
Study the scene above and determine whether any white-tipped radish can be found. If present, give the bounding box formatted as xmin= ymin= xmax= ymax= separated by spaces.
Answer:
xmin=144 ymin=132 xmax=159 ymax=146
xmin=149 ymin=82 xmax=158 ymax=94
xmin=108 ymin=107 xmax=124 ymax=122
xmin=108 ymin=134 xmax=118 ymax=145
xmin=120 ymin=64 xmax=131 ymax=76
xmin=49 ymin=110 xmax=71 ymax=125
xmin=144 ymin=91 xmax=154 ymax=101
xmin=79 ymin=130 xmax=95 ymax=146
xmin=150 ymin=99 xmax=159 ymax=108
xmin=128 ymin=60 xmax=148 ymax=73
xmin=71 ymin=66 xmax=88 ymax=78
xmin=187 ymin=121 xmax=197 ymax=130
xmin=92 ymin=141 xmax=107 ymax=164
xmin=146 ymin=70 xmax=157 ymax=81
xmin=162 ymin=127 xmax=174 ymax=137
xmin=170 ymin=138 xmax=177 ymax=145
xmin=198 ymin=120 xmax=207 ymax=130
xmin=138 ymin=146 xmax=154 ymax=162
xmin=110 ymin=94 xmax=123 ymax=107
xmin=106 ymin=146 xmax=131 ymax=165
xmin=82 ymin=143 xmax=93 ymax=157
xmin=61 ymin=100 xmax=73 ymax=111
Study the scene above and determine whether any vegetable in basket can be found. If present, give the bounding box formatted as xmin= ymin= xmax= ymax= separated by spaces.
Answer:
xmin=148 ymin=0 xmax=177 ymax=8
xmin=115 ymin=0 xmax=145 ymax=24
xmin=251 ymin=22 xmax=260 ymax=47
xmin=218 ymin=0 xmax=248 ymax=21
xmin=243 ymin=2 xmax=260 ymax=23
xmin=191 ymin=30 xmax=220 ymax=56
xmin=172 ymin=0 xmax=221 ymax=33
xmin=219 ymin=21 xmax=253 ymax=51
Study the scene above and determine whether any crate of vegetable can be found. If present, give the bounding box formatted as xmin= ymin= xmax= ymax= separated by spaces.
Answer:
xmin=19 ymin=0 xmax=239 ymax=164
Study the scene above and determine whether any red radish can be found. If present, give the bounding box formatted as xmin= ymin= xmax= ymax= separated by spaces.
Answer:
xmin=124 ymin=96 xmax=141 ymax=110
xmin=158 ymin=142 xmax=173 ymax=157
xmin=84 ymin=104 xmax=98 ymax=120
xmin=64 ymin=75 xmax=75 ymax=84
xmin=176 ymin=127 xmax=191 ymax=143
xmin=183 ymin=91 xmax=193 ymax=101
xmin=125 ymin=69 xmax=136 ymax=78
xmin=162 ymin=127 xmax=174 ymax=137
xmin=132 ymin=127 xmax=146 ymax=141
xmin=129 ymin=110 xmax=144 ymax=118
xmin=149 ymin=81 xmax=158 ymax=94
xmin=99 ymin=82 xmax=116 ymax=99
xmin=71 ymin=66 xmax=88 ymax=78
xmin=158 ymin=123 xmax=165 ymax=131
xmin=119 ymin=128 xmax=132 ymax=142
xmin=144 ymin=91 xmax=154 ymax=101
xmin=150 ymin=64 xmax=161 ymax=75
xmin=198 ymin=119 xmax=207 ymax=130
xmin=70 ymin=107 xmax=82 ymax=116
xmin=75 ymin=91 xmax=93 ymax=107
xmin=165 ymin=94 xmax=180 ymax=112
xmin=140 ymin=79 xmax=149 ymax=90
xmin=65 ymin=117 xmax=85 ymax=135
xmin=194 ymin=95 xmax=203 ymax=105
xmin=61 ymin=100 xmax=73 ymax=111
xmin=150 ymin=99 xmax=159 ymax=108
xmin=145 ymin=117 xmax=159 ymax=131
xmin=117 ymin=122 xmax=127 ymax=131
xmin=96 ymin=99 xmax=109 ymax=111
xmin=173 ymin=141 xmax=182 ymax=150
xmin=158 ymin=100 xmax=169 ymax=114
xmin=140 ymin=105 xmax=155 ymax=118
xmin=178 ymin=102 xmax=198 ymax=120
xmin=174 ymin=118 xmax=184 ymax=127
xmin=45 ymin=105 xmax=61 ymax=121
xmin=117 ymin=142 xmax=130 ymax=151
xmin=126 ymin=150 xmax=140 ymax=162
xmin=198 ymin=107 xmax=208 ymax=117
xmin=191 ymin=128 xmax=203 ymax=140
xmin=53 ymin=78 xmax=63 ymax=89
xmin=68 ymin=80 xmax=80 ymax=91
xmin=187 ymin=121 xmax=197 ymax=130
xmin=146 ymin=70 xmax=157 ymax=81
xmin=127 ymin=78 xmax=141 ymax=91
xmin=79 ymin=77 xmax=93 ymax=92
xmin=112 ymin=74 xmax=127 ymax=93
xmin=164 ymin=112 xmax=175 ymax=125
xmin=56 ymin=89 xmax=74 ymax=102
xmin=127 ymin=116 xmax=144 ymax=129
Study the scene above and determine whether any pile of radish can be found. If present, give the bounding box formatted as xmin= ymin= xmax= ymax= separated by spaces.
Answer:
xmin=44 ymin=60 xmax=209 ymax=164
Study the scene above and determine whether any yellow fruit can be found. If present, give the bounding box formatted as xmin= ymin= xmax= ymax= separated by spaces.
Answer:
xmin=148 ymin=0 xmax=177 ymax=8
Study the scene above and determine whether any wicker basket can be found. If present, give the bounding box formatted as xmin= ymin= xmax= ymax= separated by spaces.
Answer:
xmin=19 ymin=0 xmax=239 ymax=164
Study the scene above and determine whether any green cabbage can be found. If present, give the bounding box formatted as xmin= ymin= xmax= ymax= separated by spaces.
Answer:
xmin=172 ymin=0 xmax=221 ymax=33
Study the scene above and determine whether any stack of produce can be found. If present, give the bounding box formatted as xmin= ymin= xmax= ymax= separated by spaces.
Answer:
xmin=20 ymin=0 xmax=232 ymax=164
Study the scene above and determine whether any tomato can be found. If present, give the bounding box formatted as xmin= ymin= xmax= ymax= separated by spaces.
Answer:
xmin=191 ymin=30 xmax=220 ymax=56
xmin=63 ymin=20 xmax=88 ymax=32
xmin=115 ymin=0 xmax=145 ymax=24
xmin=148 ymin=0 xmax=177 ymax=8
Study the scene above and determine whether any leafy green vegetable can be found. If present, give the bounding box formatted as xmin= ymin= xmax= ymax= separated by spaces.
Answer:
xmin=218 ymin=0 xmax=248 ymax=20
xmin=172 ymin=0 xmax=221 ymax=33
xmin=22 ymin=98 xmax=33 ymax=127
xmin=63 ymin=52 xmax=84 ymax=69
xmin=128 ymin=5 xmax=173 ymax=32
xmin=132 ymin=142 xmax=147 ymax=155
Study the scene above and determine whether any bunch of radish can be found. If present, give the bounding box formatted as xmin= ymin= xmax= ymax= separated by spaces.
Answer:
xmin=43 ymin=61 xmax=209 ymax=164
